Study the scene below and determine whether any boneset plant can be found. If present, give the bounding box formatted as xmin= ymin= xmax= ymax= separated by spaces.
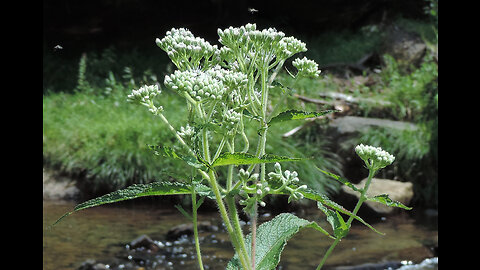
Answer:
xmin=53 ymin=23 xmax=411 ymax=270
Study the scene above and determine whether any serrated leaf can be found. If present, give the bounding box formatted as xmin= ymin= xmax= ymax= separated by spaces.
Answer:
xmin=52 ymin=181 xmax=210 ymax=226
xmin=317 ymin=202 xmax=349 ymax=238
xmin=367 ymin=194 xmax=412 ymax=210
xmin=227 ymin=213 xmax=333 ymax=270
xmin=299 ymin=188 xmax=384 ymax=235
xmin=211 ymin=153 xmax=302 ymax=167
xmin=148 ymin=144 xmax=209 ymax=170
xmin=268 ymin=109 xmax=338 ymax=126
xmin=316 ymin=167 xmax=362 ymax=192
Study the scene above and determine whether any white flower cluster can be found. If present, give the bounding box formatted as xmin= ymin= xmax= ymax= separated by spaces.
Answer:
xmin=127 ymin=84 xmax=161 ymax=103
xmin=156 ymin=28 xmax=219 ymax=70
xmin=292 ymin=57 xmax=321 ymax=78
xmin=276 ymin=36 xmax=307 ymax=60
xmin=127 ymin=84 xmax=163 ymax=114
xmin=355 ymin=144 xmax=395 ymax=170
xmin=268 ymin=163 xmax=295 ymax=182
xmin=164 ymin=69 xmax=225 ymax=102
xmin=222 ymin=70 xmax=248 ymax=90
xmin=268 ymin=163 xmax=307 ymax=202
xmin=218 ymin=23 xmax=307 ymax=65
xmin=177 ymin=123 xmax=195 ymax=139
xmin=237 ymin=168 xmax=269 ymax=209
xmin=222 ymin=109 xmax=241 ymax=135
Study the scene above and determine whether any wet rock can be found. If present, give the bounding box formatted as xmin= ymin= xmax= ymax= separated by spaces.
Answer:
xmin=43 ymin=168 xmax=80 ymax=200
xmin=341 ymin=178 xmax=413 ymax=215
xmin=329 ymin=116 xmax=417 ymax=135
xmin=129 ymin=234 xmax=161 ymax=252
xmin=77 ymin=260 xmax=109 ymax=270
xmin=166 ymin=221 xmax=219 ymax=241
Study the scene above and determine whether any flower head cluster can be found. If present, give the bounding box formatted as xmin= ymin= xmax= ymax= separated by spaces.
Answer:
xmin=177 ymin=123 xmax=195 ymax=139
xmin=355 ymin=144 xmax=395 ymax=170
xmin=164 ymin=69 xmax=225 ymax=102
xmin=156 ymin=28 xmax=219 ymax=71
xmin=237 ymin=168 xmax=270 ymax=213
xmin=222 ymin=109 xmax=241 ymax=136
xmin=127 ymin=84 xmax=161 ymax=103
xmin=218 ymin=23 xmax=260 ymax=49
xmin=218 ymin=23 xmax=306 ymax=67
xmin=222 ymin=70 xmax=248 ymax=90
xmin=268 ymin=163 xmax=307 ymax=202
xmin=127 ymin=84 xmax=163 ymax=114
xmin=276 ymin=36 xmax=307 ymax=60
xmin=292 ymin=57 xmax=321 ymax=78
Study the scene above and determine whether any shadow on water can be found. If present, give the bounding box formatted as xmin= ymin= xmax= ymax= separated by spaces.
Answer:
xmin=44 ymin=199 xmax=437 ymax=270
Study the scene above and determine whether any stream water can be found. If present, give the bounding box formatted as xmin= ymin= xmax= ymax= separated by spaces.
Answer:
xmin=43 ymin=199 xmax=437 ymax=270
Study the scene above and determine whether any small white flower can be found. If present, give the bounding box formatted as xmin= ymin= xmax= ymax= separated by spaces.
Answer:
xmin=177 ymin=124 xmax=195 ymax=138
xmin=355 ymin=144 xmax=395 ymax=170
xmin=292 ymin=57 xmax=321 ymax=78
xmin=127 ymin=84 xmax=161 ymax=104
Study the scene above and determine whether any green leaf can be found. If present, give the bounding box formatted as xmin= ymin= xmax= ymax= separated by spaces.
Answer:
xmin=268 ymin=109 xmax=338 ymax=126
xmin=316 ymin=167 xmax=362 ymax=192
xmin=148 ymin=144 xmax=209 ymax=170
xmin=227 ymin=213 xmax=333 ymax=270
xmin=317 ymin=202 xmax=349 ymax=238
xmin=299 ymin=188 xmax=384 ymax=235
xmin=211 ymin=152 xmax=302 ymax=167
xmin=367 ymin=194 xmax=412 ymax=210
xmin=52 ymin=181 xmax=208 ymax=226
xmin=175 ymin=204 xmax=192 ymax=221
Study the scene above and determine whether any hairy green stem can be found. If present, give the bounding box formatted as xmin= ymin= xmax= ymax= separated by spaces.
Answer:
xmin=191 ymin=189 xmax=205 ymax=270
xmin=249 ymin=66 xmax=270 ymax=270
xmin=315 ymin=168 xmax=377 ymax=270
xmin=156 ymin=111 xmax=196 ymax=157
xmin=200 ymin=120 xmax=251 ymax=270
xmin=207 ymin=170 xmax=251 ymax=270
xmin=225 ymin=138 xmax=251 ymax=270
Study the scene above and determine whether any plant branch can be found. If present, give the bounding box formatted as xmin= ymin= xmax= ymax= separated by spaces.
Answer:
xmin=191 ymin=188 xmax=205 ymax=270
xmin=315 ymin=168 xmax=377 ymax=270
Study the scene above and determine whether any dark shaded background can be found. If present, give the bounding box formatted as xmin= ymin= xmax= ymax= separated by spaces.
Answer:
xmin=43 ymin=0 xmax=428 ymax=56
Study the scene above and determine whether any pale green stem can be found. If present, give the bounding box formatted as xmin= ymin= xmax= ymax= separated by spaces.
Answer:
xmin=198 ymin=112 xmax=251 ymax=270
xmin=207 ymin=169 xmax=252 ymax=270
xmin=239 ymin=112 xmax=250 ymax=153
xmin=202 ymin=128 xmax=211 ymax=163
xmin=152 ymin=104 xmax=205 ymax=269
xmin=225 ymin=137 xmax=251 ymax=270
xmin=315 ymin=168 xmax=377 ymax=270
xmin=212 ymin=136 xmax=227 ymax=163
xmin=249 ymin=66 xmax=270 ymax=270
xmin=191 ymin=189 xmax=205 ymax=270
xmin=156 ymin=110 xmax=196 ymax=157
xmin=226 ymin=195 xmax=251 ymax=270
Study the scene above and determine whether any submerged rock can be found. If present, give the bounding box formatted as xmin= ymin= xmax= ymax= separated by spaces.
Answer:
xmin=129 ymin=234 xmax=162 ymax=252
xmin=329 ymin=116 xmax=417 ymax=135
xmin=166 ymin=221 xmax=219 ymax=241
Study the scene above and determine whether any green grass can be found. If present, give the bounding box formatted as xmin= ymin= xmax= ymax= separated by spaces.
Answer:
xmin=43 ymin=88 xmax=189 ymax=196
